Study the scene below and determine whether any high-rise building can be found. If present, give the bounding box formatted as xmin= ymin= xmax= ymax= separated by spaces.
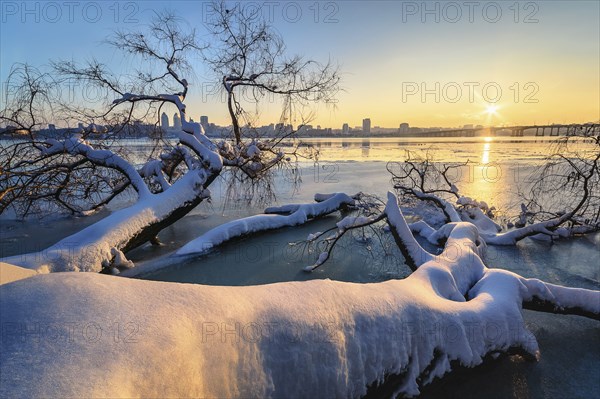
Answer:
xmin=362 ymin=118 xmax=371 ymax=134
xmin=342 ymin=123 xmax=349 ymax=134
xmin=173 ymin=113 xmax=182 ymax=130
xmin=200 ymin=115 xmax=209 ymax=133
xmin=399 ymin=123 xmax=409 ymax=134
xmin=161 ymin=112 xmax=169 ymax=129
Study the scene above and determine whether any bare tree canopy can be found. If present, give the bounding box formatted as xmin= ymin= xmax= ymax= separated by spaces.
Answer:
xmin=203 ymin=1 xmax=340 ymax=144
xmin=0 ymin=9 xmax=340 ymax=272
xmin=386 ymin=127 xmax=600 ymax=245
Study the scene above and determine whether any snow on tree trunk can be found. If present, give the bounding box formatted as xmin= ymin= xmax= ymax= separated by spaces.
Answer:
xmin=176 ymin=193 xmax=355 ymax=256
xmin=1 ymin=171 xmax=210 ymax=272
xmin=1 ymin=193 xmax=597 ymax=398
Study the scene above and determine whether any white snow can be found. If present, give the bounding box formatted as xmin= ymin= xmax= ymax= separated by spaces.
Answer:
xmin=459 ymin=206 xmax=502 ymax=234
xmin=0 ymin=262 xmax=37 ymax=285
xmin=306 ymin=232 xmax=322 ymax=242
xmin=522 ymin=279 xmax=600 ymax=314
xmin=43 ymin=137 xmax=151 ymax=198
xmin=304 ymin=251 xmax=329 ymax=271
xmin=1 ymin=192 xmax=597 ymax=398
xmin=1 ymin=171 xmax=208 ymax=272
xmin=385 ymin=192 xmax=434 ymax=267
xmin=412 ymin=190 xmax=462 ymax=222
xmin=480 ymin=217 xmax=565 ymax=245
xmin=176 ymin=131 xmax=223 ymax=172
xmin=0 ymin=234 xmax=583 ymax=397
xmin=110 ymin=248 xmax=134 ymax=269
xmin=139 ymin=160 xmax=171 ymax=191
xmin=218 ymin=140 xmax=235 ymax=157
xmin=246 ymin=144 xmax=261 ymax=158
xmin=176 ymin=193 xmax=354 ymax=256
xmin=336 ymin=215 xmax=376 ymax=230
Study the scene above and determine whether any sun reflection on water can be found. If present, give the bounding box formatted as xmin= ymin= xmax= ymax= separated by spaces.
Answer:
xmin=481 ymin=142 xmax=491 ymax=164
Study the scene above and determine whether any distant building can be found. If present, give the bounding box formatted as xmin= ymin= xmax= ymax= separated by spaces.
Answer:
xmin=463 ymin=124 xmax=473 ymax=129
xmin=362 ymin=118 xmax=371 ymax=134
xmin=299 ymin=124 xmax=312 ymax=133
xmin=161 ymin=112 xmax=169 ymax=129
xmin=173 ymin=113 xmax=182 ymax=130
xmin=273 ymin=123 xmax=293 ymax=134
xmin=399 ymin=123 xmax=409 ymax=134
xmin=200 ymin=115 xmax=209 ymax=133
xmin=342 ymin=123 xmax=349 ymax=134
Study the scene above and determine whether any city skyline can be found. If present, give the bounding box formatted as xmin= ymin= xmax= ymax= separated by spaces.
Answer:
xmin=156 ymin=112 xmax=598 ymax=134
xmin=1 ymin=1 xmax=599 ymax=128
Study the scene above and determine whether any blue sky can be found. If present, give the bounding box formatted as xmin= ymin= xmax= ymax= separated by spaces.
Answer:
xmin=1 ymin=1 xmax=599 ymax=128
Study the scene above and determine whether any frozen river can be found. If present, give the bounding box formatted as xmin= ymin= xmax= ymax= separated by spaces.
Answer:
xmin=1 ymin=136 xmax=598 ymax=398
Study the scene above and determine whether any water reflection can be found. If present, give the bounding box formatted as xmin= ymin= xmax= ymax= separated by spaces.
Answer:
xmin=361 ymin=138 xmax=370 ymax=158
xmin=481 ymin=142 xmax=491 ymax=164
xmin=293 ymin=136 xmax=577 ymax=163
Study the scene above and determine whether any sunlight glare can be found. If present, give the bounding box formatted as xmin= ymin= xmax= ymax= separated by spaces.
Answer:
xmin=485 ymin=104 xmax=499 ymax=115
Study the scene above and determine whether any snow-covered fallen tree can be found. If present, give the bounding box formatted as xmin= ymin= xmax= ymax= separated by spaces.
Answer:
xmin=176 ymin=193 xmax=355 ymax=256
xmin=388 ymin=136 xmax=600 ymax=246
xmin=1 ymin=192 xmax=597 ymax=398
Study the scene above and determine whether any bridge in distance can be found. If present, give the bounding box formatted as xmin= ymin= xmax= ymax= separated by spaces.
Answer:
xmin=413 ymin=123 xmax=600 ymax=138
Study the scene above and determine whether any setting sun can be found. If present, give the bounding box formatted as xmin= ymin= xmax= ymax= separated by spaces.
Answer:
xmin=485 ymin=104 xmax=499 ymax=115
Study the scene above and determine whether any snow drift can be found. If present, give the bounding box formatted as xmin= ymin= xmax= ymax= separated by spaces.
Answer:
xmin=1 ymin=193 xmax=597 ymax=398
xmin=0 ymin=270 xmax=536 ymax=398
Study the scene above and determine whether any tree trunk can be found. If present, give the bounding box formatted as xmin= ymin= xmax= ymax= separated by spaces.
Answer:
xmin=227 ymin=91 xmax=242 ymax=144
xmin=2 ymin=170 xmax=218 ymax=272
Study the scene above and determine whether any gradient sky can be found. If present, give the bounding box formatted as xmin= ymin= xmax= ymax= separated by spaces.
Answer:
xmin=1 ymin=1 xmax=599 ymax=129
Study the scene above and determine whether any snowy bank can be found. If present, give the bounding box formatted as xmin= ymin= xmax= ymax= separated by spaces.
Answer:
xmin=2 ymin=195 xmax=598 ymax=398
xmin=0 ymin=271 xmax=535 ymax=398
xmin=0 ymin=262 xmax=37 ymax=285
xmin=2 ymin=193 xmax=597 ymax=398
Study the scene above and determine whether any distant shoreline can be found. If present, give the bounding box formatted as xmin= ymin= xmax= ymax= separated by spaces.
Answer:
xmin=0 ymin=133 xmax=575 ymax=142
